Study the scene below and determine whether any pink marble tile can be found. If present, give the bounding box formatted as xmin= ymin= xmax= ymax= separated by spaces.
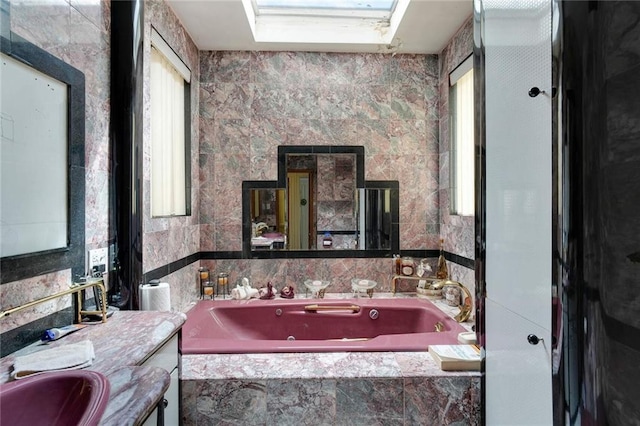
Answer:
xmin=250 ymin=154 xmax=278 ymax=180
xmin=286 ymin=85 xmax=323 ymax=119
xmin=353 ymin=54 xmax=392 ymax=85
xmin=211 ymin=82 xmax=253 ymax=120
xmin=267 ymin=379 xmax=336 ymax=425
xmin=214 ymin=224 xmax=242 ymax=252
xmin=364 ymin=154 xmax=393 ymax=180
xmin=214 ymin=118 xmax=251 ymax=155
xmin=335 ymin=378 xmax=404 ymax=424
xmin=250 ymin=117 xmax=288 ymax=155
xmin=320 ymin=84 xmax=355 ymax=119
xmin=390 ymin=83 xmax=427 ymax=120
xmin=322 ymin=53 xmax=357 ymax=85
xmin=404 ymin=376 xmax=481 ymax=425
xmin=251 ymin=84 xmax=287 ymax=119
xmin=10 ymin=0 xmax=70 ymax=53
xmin=251 ymin=51 xmax=293 ymax=85
xmin=0 ymin=270 xmax=72 ymax=332
xmin=210 ymin=51 xmax=251 ymax=84
xmin=324 ymin=258 xmax=354 ymax=293
xmin=389 ymin=53 xmax=432 ymax=85
xmin=389 ymin=119 xmax=427 ymax=155
xmin=358 ymin=119 xmax=391 ymax=154
xmin=286 ymin=258 xmax=326 ymax=288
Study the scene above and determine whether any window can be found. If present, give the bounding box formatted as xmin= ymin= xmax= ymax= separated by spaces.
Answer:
xmin=150 ymin=28 xmax=191 ymax=217
xmin=450 ymin=55 xmax=474 ymax=216
xmin=243 ymin=0 xmax=408 ymax=45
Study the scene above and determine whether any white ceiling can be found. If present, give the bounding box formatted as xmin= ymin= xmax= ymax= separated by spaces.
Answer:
xmin=166 ymin=0 xmax=473 ymax=54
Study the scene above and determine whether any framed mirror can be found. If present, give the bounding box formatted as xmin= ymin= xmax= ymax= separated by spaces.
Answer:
xmin=0 ymin=31 xmax=86 ymax=283
xmin=242 ymin=146 xmax=399 ymax=258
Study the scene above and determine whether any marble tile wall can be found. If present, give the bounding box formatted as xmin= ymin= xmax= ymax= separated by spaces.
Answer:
xmin=190 ymin=20 xmax=475 ymax=305
xmin=200 ymin=257 xmax=430 ymax=295
xmin=438 ymin=17 xmax=475 ymax=301
xmin=142 ymin=0 xmax=200 ymax=273
xmin=2 ymin=2 xmax=475 ymax=333
xmin=199 ymin=51 xmax=441 ymax=253
xmin=439 ymin=18 xmax=474 ymax=261
xmin=2 ymin=0 xmax=111 ymax=332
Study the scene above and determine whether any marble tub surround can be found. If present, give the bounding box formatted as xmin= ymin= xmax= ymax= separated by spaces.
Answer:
xmin=0 ymin=311 xmax=185 ymax=424
xmin=181 ymin=293 xmax=478 ymax=424
xmin=182 ymin=348 xmax=480 ymax=425
xmin=100 ymin=366 xmax=170 ymax=426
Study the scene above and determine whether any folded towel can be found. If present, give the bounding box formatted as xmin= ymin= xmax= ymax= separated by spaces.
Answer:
xmin=12 ymin=340 xmax=95 ymax=380
xmin=232 ymin=279 xmax=260 ymax=300
xmin=231 ymin=285 xmax=247 ymax=300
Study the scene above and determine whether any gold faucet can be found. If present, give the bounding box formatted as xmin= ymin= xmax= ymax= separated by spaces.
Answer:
xmin=0 ymin=279 xmax=108 ymax=323
xmin=432 ymin=279 xmax=473 ymax=323
xmin=391 ymin=276 xmax=473 ymax=323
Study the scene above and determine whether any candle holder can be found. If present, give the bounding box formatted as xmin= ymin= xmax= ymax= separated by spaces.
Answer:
xmin=216 ymin=272 xmax=229 ymax=299
xmin=199 ymin=267 xmax=213 ymax=299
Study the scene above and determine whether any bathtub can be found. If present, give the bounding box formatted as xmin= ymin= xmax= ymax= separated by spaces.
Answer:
xmin=181 ymin=298 xmax=466 ymax=354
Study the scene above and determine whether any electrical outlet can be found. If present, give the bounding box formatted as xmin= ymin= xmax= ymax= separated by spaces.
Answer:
xmin=88 ymin=248 xmax=108 ymax=273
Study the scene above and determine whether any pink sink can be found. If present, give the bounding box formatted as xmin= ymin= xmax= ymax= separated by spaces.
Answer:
xmin=0 ymin=370 xmax=110 ymax=426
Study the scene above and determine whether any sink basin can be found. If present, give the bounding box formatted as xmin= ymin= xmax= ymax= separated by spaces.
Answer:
xmin=0 ymin=370 xmax=110 ymax=426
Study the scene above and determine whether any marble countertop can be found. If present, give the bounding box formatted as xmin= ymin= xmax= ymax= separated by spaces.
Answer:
xmin=0 ymin=310 xmax=185 ymax=425
xmin=100 ymin=365 xmax=170 ymax=426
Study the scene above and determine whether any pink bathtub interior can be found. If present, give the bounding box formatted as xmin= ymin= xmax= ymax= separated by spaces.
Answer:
xmin=181 ymin=298 xmax=466 ymax=354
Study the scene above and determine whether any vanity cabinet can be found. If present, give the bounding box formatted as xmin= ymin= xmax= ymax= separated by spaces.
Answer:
xmin=141 ymin=334 xmax=179 ymax=426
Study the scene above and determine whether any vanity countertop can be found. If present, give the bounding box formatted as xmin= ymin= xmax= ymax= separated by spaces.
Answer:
xmin=0 ymin=310 xmax=185 ymax=425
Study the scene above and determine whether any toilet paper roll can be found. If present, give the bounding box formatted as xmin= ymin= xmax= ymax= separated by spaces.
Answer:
xmin=139 ymin=282 xmax=171 ymax=311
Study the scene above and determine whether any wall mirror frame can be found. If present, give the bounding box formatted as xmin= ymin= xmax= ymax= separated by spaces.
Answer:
xmin=242 ymin=146 xmax=399 ymax=258
xmin=0 ymin=31 xmax=86 ymax=283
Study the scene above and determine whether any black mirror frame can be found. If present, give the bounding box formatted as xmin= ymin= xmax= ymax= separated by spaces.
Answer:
xmin=0 ymin=31 xmax=86 ymax=283
xmin=242 ymin=146 xmax=399 ymax=259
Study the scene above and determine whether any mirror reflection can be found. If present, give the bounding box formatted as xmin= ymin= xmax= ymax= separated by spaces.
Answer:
xmin=246 ymin=147 xmax=398 ymax=253
xmin=250 ymin=187 xmax=393 ymax=251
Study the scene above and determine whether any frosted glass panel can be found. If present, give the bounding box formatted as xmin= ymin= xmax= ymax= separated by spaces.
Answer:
xmin=483 ymin=0 xmax=552 ymax=328
xmin=482 ymin=0 xmax=553 ymax=423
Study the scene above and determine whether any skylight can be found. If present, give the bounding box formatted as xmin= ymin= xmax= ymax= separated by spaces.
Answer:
xmin=242 ymin=0 xmax=409 ymax=46
xmin=255 ymin=0 xmax=398 ymax=18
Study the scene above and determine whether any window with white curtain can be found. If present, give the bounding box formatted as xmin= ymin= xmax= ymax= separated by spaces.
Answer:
xmin=449 ymin=55 xmax=474 ymax=216
xmin=150 ymin=28 xmax=191 ymax=217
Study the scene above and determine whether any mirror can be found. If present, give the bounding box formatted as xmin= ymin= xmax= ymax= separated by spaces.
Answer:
xmin=242 ymin=146 xmax=399 ymax=257
xmin=0 ymin=31 xmax=86 ymax=283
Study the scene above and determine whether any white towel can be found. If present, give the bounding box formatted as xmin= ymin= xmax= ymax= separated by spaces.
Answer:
xmin=12 ymin=340 xmax=95 ymax=380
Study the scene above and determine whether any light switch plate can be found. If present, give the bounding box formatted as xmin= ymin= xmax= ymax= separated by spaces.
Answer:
xmin=88 ymin=247 xmax=108 ymax=272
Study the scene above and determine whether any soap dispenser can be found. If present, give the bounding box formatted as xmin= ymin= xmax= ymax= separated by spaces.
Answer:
xmin=436 ymin=239 xmax=449 ymax=279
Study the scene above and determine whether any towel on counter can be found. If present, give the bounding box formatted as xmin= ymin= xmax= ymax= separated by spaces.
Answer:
xmin=12 ymin=340 xmax=95 ymax=380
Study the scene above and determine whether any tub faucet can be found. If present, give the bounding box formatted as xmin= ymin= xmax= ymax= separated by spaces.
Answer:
xmin=433 ymin=279 xmax=473 ymax=323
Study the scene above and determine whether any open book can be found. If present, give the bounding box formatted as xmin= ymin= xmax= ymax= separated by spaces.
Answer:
xmin=429 ymin=344 xmax=482 ymax=371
